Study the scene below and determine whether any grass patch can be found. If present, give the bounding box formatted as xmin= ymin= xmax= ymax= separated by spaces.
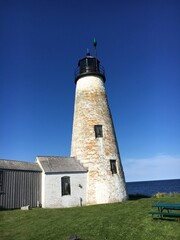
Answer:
xmin=153 ymin=192 xmax=180 ymax=198
xmin=1 ymin=195 xmax=180 ymax=240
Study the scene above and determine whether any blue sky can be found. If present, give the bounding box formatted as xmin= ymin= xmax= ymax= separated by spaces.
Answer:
xmin=0 ymin=0 xmax=180 ymax=182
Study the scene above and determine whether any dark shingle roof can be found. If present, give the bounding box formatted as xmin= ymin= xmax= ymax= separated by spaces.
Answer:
xmin=0 ymin=159 xmax=42 ymax=172
xmin=37 ymin=156 xmax=87 ymax=173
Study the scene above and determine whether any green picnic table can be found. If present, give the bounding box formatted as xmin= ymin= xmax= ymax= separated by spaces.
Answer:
xmin=148 ymin=203 xmax=180 ymax=222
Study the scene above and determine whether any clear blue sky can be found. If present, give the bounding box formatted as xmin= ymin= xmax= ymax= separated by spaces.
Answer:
xmin=1 ymin=0 xmax=180 ymax=181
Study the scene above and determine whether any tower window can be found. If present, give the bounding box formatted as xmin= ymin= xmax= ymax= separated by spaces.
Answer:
xmin=94 ymin=125 xmax=103 ymax=138
xmin=61 ymin=176 xmax=71 ymax=196
xmin=110 ymin=160 xmax=117 ymax=174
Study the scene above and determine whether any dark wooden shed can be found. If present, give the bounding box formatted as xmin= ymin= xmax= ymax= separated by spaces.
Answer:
xmin=0 ymin=159 xmax=42 ymax=209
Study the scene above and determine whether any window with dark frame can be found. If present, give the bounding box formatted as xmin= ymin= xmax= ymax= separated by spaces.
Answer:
xmin=94 ymin=125 xmax=103 ymax=138
xmin=0 ymin=171 xmax=3 ymax=192
xmin=61 ymin=176 xmax=71 ymax=196
xmin=110 ymin=160 xmax=117 ymax=174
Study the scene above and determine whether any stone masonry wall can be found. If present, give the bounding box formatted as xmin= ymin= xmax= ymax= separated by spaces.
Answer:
xmin=71 ymin=75 xmax=128 ymax=205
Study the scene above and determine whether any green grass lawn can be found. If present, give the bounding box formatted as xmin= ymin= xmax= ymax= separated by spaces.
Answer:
xmin=1 ymin=195 xmax=180 ymax=240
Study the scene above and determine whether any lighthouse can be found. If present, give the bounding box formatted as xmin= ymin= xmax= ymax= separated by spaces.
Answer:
xmin=71 ymin=40 xmax=128 ymax=205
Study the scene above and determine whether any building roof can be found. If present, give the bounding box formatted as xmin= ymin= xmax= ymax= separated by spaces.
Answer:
xmin=0 ymin=159 xmax=42 ymax=172
xmin=37 ymin=156 xmax=87 ymax=173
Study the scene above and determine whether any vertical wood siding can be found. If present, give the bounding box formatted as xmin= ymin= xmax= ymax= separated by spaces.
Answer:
xmin=0 ymin=170 xmax=41 ymax=209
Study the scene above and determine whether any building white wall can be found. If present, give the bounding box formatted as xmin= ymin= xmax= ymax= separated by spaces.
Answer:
xmin=42 ymin=172 xmax=87 ymax=208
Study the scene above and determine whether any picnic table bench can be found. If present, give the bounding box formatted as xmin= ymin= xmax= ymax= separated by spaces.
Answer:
xmin=148 ymin=203 xmax=180 ymax=222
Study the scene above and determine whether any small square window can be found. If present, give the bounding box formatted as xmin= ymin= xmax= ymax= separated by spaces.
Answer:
xmin=61 ymin=176 xmax=71 ymax=196
xmin=110 ymin=160 xmax=117 ymax=174
xmin=94 ymin=125 xmax=103 ymax=138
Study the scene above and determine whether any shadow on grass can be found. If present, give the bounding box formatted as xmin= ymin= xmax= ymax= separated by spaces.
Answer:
xmin=128 ymin=194 xmax=151 ymax=200
xmin=152 ymin=218 xmax=178 ymax=222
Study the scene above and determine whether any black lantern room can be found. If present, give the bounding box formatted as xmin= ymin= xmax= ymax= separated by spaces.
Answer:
xmin=74 ymin=40 xmax=106 ymax=83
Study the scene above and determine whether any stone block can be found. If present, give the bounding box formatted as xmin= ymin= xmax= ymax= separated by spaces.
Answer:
xmin=21 ymin=205 xmax=30 ymax=210
xmin=68 ymin=236 xmax=80 ymax=240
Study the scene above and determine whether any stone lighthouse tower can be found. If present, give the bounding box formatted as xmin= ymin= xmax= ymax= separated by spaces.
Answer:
xmin=71 ymin=40 xmax=127 ymax=205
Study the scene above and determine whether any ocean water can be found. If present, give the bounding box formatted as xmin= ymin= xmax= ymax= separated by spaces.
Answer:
xmin=126 ymin=179 xmax=180 ymax=196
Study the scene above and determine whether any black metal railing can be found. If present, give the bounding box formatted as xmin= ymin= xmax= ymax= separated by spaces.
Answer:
xmin=74 ymin=64 xmax=105 ymax=83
